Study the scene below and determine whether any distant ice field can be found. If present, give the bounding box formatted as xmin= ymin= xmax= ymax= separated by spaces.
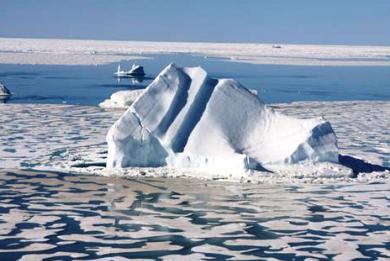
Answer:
xmin=1 ymin=37 xmax=390 ymax=66
xmin=1 ymin=53 xmax=390 ymax=105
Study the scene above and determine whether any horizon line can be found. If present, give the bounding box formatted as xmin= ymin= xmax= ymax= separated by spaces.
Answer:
xmin=2 ymin=36 xmax=390 ymax=48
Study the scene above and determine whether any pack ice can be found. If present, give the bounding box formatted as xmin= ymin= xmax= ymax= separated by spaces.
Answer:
xmin=106 ymin=64 xmax=338 ymax=173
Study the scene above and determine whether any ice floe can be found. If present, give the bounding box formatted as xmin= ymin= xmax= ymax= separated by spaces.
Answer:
xmin=106 ymin=64 xmax=338 ymax=174
xmin=1 ymin=37 xmax=390 ymax=66
xmin=99 ymin=89 xmax=145 ymax=109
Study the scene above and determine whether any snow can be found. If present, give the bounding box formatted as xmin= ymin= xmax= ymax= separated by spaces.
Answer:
xmin=0 ymin=83 xmax=11 ymax=97
xmin=99 ymin=89 xmax=144 ymax=109
xmin=114 ymin=64 xmax=145 ymax=77
xmin=1 ymin=101 xmax=389 ymax=184
xmin=106 ymin=64 xmax=338 ymax=173
xmin=128 ymin=64 xmax=145 ymax=76
xmin=1 ymin=37 xmax=390 ymax=66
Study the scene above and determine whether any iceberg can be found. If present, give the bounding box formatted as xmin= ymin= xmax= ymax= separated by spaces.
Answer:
xmin=0 ymin=82 xmax=11 ymax=97
xmin=106 ymin=64 xmax=338 ymax=173
xmin=114 ymin=64 xmax=145 ymax=77
xmin=0 ymin=82 xmax=11 ymax=103
xmin=99 ymin=89 xmax=145 ymax=109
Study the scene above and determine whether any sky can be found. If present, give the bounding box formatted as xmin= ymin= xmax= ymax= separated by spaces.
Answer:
xmin=0 ymin=0 xmax=389 ymax=45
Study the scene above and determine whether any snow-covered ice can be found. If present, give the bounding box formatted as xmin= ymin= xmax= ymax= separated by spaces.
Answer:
xmin=0 ymin=101 xmax=388 ymax=183
xmin=99 ymin=89 xmax=144 ymax=109
xmin=100 ymin=88 xmax=258 ymax=110
xmin=0 ymin=82 xmax=11 ymax=97
xmin=114 ymin=64 xmax=145 ymax=77
xmin=1 ymin=37 xmax=390 ymax=66
xmin=106 ymin=64 xmax=338 ymax=174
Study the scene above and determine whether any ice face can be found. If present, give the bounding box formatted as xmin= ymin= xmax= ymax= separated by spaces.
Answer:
xmin=129 ymin=65 xmax=145 ymax=76
xmin=0 ymin=83 xmax=11 ymax=97
xmin=106 ymin=64 xmax=338 ymax=173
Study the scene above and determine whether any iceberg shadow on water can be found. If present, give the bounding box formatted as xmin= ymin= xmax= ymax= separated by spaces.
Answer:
xmin=338 ymin=154 xmax=390 ymax=177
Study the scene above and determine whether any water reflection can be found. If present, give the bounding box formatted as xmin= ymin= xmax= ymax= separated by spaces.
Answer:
xmin=0 ymin=97 xmax=9 ymax=104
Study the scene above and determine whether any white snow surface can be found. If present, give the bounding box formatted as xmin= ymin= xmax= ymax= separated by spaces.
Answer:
xmin=1 ymin=37 xmax=390 ymax=66
xmin=1 ymin=101 xmax=389 ymax=184
xmin=99 ymin=89 xmax=144 ymax=109
xmin=106 ymin=64 xmax=338 ymax=173
xmin=114 ymin=64 xmax=145 ymax=77
xmin=99 ymin=89 xmax=258 ymax=110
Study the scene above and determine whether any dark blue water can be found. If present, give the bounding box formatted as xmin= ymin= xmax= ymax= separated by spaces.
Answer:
xmin=0 ymin=54 xmax=390 ymax=105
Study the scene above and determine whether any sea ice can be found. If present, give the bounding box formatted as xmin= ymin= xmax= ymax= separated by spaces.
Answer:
xmin=1 ymin=38 xmax=390 ymax=66
xmin=128 ymin=64 xmax=145 ymax=76
xmin=106 ymin=64 xmax=338 ymax=173
xmin=1 ymin=101 xmax=388 ymax=183
xmin=99 ymin=89 xmax=144 ymax=109
xmin=0 ymin=82 xmax=11 ymax=97
xmin=114 ymin=64 xmax=145 ymax=77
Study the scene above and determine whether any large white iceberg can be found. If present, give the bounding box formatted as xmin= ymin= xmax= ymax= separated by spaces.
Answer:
xmin=106 ymin=64 xmax=338 ymax=173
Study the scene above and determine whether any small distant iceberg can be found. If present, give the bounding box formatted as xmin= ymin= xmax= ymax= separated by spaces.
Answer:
xmin=106 ymin=64 xmax=338 ymax=174
xmin=0 ymin=82 xmax=11 ymax=97
xmin=0 ymin=82 xmax=11 ymax=103
xmin=99 ymin=89 xmax=144 ymax=109
xmin=114 ymin=64 xmax=145 ymax=77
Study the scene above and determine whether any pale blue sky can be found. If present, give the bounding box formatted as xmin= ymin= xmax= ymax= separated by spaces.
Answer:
xmin=1 ymin=0 xmax=389 ymax=45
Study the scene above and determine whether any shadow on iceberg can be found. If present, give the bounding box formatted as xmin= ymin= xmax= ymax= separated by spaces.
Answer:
xmin=106 ymin=64 xmax=339 ymax=174
xmin=338 ymin=155 xmax=390 ymax=177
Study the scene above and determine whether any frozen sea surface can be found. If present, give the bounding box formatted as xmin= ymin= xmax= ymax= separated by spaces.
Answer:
xmin=1 ymin=101 xmax=389 ymax=183
xmin=0 ymin=97 xmax=389 ymax=261
xmin=0 ymin=169 xmax=388 ymax=260
xmin=1 ymin=37 xmax=390 ymax=66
